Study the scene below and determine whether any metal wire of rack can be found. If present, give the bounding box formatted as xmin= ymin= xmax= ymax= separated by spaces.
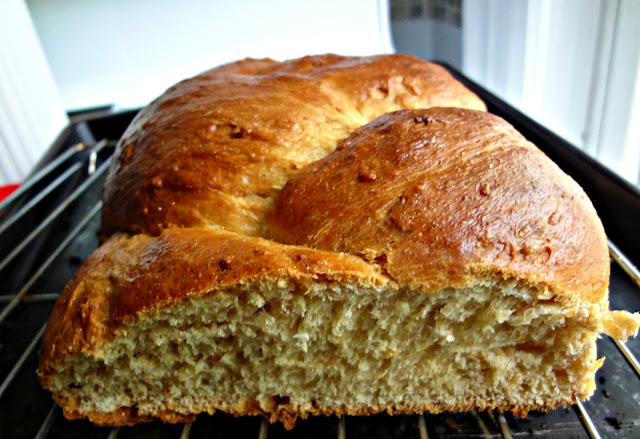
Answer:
xmin=2 ymin=110 xmax=640 ymax=438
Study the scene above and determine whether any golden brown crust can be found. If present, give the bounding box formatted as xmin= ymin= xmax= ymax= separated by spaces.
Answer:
xmin=257 ymin=54 xmax=487 ymax=120
xmin=54 ymin=394 xmax=196 ymax=426
xmin=54 ymin=394 xmax=580 ymax=430
xmin=38 ymin=228 xmax=389 ymax=379
xmin=203 ymin=57 xmax=278 ymax=75
xmin=101 ymin=54 xmax=486 ymax=238
xmin=269 ymin=108 xmax=609 ymax=303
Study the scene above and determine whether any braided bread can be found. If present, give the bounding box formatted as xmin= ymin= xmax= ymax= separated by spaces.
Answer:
xmin=38 ymin=54 xmax=639 ymax=429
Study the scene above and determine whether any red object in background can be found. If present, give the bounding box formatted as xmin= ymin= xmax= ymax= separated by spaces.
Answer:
xmin=0 ymin=183 xmax=20 ymax=204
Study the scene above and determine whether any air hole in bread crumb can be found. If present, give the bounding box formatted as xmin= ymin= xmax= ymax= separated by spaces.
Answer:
xmin=274 ymin=395 xmax=290 ymax=406
xmin=374 ymin=254 xmax=388 ymax=265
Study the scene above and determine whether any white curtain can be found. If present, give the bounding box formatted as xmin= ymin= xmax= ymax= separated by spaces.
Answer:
xmin=462 ymin=0 xmax=640 ymax=186
xmin=392 ymin=0 xmax=640 ymax=187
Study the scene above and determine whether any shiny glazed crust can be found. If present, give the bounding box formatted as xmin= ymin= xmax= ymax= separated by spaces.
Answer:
xmin=269 ymin=108 xmax=609 ymax=302
xmin=39 ymin=54 xmax=638 ymax=428
xmin=101 ymin=54 xmax=486 ymax=237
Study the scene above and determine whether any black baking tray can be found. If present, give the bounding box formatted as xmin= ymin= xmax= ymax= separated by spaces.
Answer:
xmin=0 ymin=64 xmax=639 ymax=439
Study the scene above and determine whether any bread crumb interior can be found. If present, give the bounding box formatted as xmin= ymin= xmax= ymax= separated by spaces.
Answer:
xmin=48 ymin=279 xmax=600 ymax=422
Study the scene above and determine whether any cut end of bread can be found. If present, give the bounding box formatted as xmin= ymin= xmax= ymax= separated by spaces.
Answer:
xmin=40 ymin=277 xmax=619 ymax=429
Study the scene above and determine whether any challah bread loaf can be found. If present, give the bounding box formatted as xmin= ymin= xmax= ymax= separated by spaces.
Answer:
xmin=39 ymin=54 xmax=639 ymax=430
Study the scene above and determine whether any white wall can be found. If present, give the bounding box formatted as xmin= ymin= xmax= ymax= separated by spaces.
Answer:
xmin=27 ymin=0 xmax=393 ymax=111
xmin=0 ymin=0 xmax=68 ymax=185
